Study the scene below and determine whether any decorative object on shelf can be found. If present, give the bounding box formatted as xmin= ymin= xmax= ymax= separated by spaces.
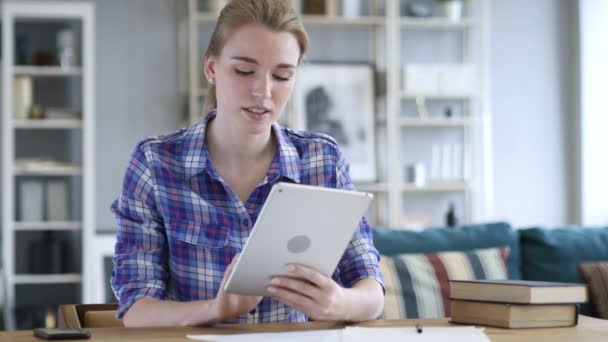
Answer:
xmin=445 ymin=202 xmax=458 ymax=227
xmin=341 ymin=0 xmax=361 ymax=18
xmin=294 ymin=63 xmax=376 ymax=182
xmin=436 ymin=0 xmax=464 ymax=21
xmin=403 ymin=64 xmax=475 ymax=95
xmin=32 ymin=50 xmax=55 ymax=66
xmin=18 ymin=179 xmax=44 ymax=221
xmin=444 ymin=106 xmax=453 ymax=118
xmin=415 ymin=96 xmax=429 ymax=118
xmin=46 ymin=180 xmax=69 ymax=221
xmin=13 ymin=76 xmax=33 ymax=119
xmin=16 ymin=34 xmax=31 ymax=65
xmin=57 ymin=29 xmax=76 ymax=68
xmin=431 ymin=143 xmax=463 ymax=180
xmin=29 ymin=104 xmax=44 ymax=119
xmin=401 ymin=212 xmax=432 ymax=231
xmin=405 ymin=162 xmax=426 ymax=187
xmin=402 ymin=0 xmax=434 ymax=17
xmin=302 ymin=0 xmax=326 ymax=15
xmin=28 ymin=231 xmax=65 ymax=274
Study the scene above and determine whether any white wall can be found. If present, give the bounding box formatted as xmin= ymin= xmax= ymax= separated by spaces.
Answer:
xmin=94 ymin=0 xmax=180 ymax=230
xmin=490 ymin=0 xmax=578 ymax=228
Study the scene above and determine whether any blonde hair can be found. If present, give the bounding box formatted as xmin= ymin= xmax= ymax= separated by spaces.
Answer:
xmin=201 ymin=0 xmax=309 ymax=115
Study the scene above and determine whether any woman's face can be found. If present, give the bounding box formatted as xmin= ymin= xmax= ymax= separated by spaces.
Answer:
xmin=205 ymin=24 xmax=300 ymax=135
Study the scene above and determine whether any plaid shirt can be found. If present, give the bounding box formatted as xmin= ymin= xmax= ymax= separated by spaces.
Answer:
xmin=111 ymin=111 xmax=384 ymax=323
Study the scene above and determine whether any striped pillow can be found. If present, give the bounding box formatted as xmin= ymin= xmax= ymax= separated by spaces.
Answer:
xmin=380 ymin=246 xmax=509 ymax=319
xmin=578 ymin=262 xmax=608 ymax=319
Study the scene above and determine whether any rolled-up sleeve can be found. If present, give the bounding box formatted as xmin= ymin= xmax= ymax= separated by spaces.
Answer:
xmin=334 ymin=149 xmax=385 ymax=292
xmin=111 ymin=142 xmax=169 ymax=318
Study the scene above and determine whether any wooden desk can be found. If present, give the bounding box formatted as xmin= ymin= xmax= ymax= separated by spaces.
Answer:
xmin=1 ymin=316 xmax=606 ymax=341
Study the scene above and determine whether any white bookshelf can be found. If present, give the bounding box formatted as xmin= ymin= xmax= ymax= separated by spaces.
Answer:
xmin=1 ymin=1 xmax=95 ymax=330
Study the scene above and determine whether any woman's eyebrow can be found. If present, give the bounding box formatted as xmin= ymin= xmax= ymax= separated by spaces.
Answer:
xmin=231 ymin=55 xmax=295 ymax=69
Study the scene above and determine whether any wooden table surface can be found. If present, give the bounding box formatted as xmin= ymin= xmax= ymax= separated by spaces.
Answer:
xmin=1 ymin=315 xmax=606 ymax=342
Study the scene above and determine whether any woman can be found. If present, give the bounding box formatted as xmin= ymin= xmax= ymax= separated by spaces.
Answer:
xmin=111 ymin=0 xmax=384 ymax=327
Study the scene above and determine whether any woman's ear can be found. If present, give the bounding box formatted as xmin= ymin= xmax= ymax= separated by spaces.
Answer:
xmin=203 ymin=55 xmax=216 ymax=84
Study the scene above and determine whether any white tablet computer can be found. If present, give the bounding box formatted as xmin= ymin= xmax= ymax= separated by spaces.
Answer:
xmin=224 ymin=182 xmax=373 ymax=296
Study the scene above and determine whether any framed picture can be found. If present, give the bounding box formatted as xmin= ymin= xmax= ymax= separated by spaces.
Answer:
xmin=294 ymin=63 xmax=376 ymax=182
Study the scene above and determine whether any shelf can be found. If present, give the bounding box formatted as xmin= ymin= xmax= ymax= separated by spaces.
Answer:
xmin=14 ymin=164 xmax=82 ymax=176
xmin=13 ymin=66 xmax=82 ymax=77
xmin=399 ymin=117 xmax=471 ymax=127
xmin=302 ymin=15 xmax=385 ymax=26
xmin=355 ymin=182 xmax=389 ymax=193
xmin=400 ymin=17 xmax=476 ymax=29
xmin=13 ymin=118 xmax=82 ymax=129
xmin=14 ymin=221 xmax=81 ymax=231
xmin=13 ymin=274 xmax=82 ymax=285
xmin=401 ymin=181 xmax=471 ymax=192
xmin=196 ymin=13 xmax=218 ymax=23
xmin=401 ymin=93 xmax=473 ymax=100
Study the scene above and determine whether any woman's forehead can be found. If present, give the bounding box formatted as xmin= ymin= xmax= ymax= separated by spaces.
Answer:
xmin=221 ymin=24 xmax=300 ymax=65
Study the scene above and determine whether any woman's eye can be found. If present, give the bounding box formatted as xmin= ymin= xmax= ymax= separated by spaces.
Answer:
xmin=235 ymin=69 xmax=253 ymax=76
xmin=273 ymin=75 xmax=290 ymax=82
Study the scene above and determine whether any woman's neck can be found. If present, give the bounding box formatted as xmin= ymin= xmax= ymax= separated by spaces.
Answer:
xmin=206 ymin=114 xmax=275 ymax=170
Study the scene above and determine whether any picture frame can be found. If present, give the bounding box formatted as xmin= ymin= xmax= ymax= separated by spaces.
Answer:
xmin=294 ymin=63 xmax=376 ymax=182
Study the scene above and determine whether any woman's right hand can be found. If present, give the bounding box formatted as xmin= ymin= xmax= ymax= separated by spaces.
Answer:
xmin=212 ymin=253 xmax=263 ymax=322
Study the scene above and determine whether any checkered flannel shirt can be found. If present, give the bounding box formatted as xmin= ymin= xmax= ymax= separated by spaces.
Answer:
xmin=111 ymin=111 xmax=384 ymax=323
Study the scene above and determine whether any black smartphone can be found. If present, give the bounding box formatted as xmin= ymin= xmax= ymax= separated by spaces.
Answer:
xmin=33 ymin=328 xmax=91 ymax=340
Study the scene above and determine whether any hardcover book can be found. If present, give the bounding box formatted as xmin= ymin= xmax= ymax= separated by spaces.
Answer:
xmin=449 ymin=279 xmax=588 ymax=304
xmin=450 ymin=299 xmax=578 ymax=328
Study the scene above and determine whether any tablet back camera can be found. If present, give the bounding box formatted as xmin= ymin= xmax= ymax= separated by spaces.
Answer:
xmin=287 ymin=235 xmax=311 ymax=253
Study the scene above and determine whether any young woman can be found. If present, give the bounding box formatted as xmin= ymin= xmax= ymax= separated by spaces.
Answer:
xmin=111 ymin=0 xmax=384 ymax=327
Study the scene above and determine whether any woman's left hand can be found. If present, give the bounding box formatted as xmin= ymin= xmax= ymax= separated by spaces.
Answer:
xmin=267 ymin=264 xmax=351 ymax=321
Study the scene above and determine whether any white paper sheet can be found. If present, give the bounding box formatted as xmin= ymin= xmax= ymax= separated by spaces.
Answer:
xmin=187 ymin=326 xmax=491 ymax=342
xmin=187 ymin=329 xmax=343 ymax=342
xmin=342 ymin=326 xmax=491 ymax=342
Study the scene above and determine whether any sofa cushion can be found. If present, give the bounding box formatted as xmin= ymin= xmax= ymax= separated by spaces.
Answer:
xmin=520 ymin=226 xmax=608 ymax=316
xmin=578 ymin=262 xmax=608 ymax=319
xmin=380 ymin=246 xmax=509 ymax=319
xmin=373 ymin=222 xmax=521 ymax=279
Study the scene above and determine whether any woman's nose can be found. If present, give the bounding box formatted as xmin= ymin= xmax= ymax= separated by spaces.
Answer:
xmin=252 ymin=74 xmax=271 ymax=98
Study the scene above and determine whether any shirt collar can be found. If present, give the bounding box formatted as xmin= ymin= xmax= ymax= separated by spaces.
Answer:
xmin=183 ymin=111 xmax=301 ymax=183
xmin=270 ymin=123 xmax=301 ymax=184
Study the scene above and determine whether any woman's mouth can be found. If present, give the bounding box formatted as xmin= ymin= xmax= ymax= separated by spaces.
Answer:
xmin=243 ymin=106 xmax=271 ymax=119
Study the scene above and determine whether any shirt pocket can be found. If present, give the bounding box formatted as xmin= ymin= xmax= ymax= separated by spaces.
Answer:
xmin=166 ymin=219 xmax=229 ymax=248
xmin=165 ymin=218 xmax=233 ymax=301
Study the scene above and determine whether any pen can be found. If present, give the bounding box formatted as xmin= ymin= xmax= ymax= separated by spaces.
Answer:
xmin=416 ymin=323 xmax=423 ymax=334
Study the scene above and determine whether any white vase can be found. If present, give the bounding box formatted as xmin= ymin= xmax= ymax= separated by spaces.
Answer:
xmin=342 ymin=0 xmax=362 ymax=18
xmin=440 ymin=1 xmax=463 ymax=21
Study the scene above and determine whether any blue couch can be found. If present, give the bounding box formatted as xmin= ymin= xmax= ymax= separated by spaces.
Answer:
xmin=373 ymin=222 xmax=608 ymax=317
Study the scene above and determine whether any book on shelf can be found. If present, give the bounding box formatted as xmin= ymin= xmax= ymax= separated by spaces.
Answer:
xmin=450 ymin=299 xmax=578 ymax=329
xmin=449 ymin=279 xmax=588 ymax=304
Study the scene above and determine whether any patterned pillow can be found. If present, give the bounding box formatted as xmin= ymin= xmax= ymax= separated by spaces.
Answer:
xmin=380 ymin=246 xmax=509 ymax=319
xmin=578 ymin=262 xmax=608 ymax=319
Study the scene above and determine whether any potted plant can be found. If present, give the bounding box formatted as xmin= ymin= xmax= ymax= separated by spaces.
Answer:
xmin=436 ymin=0 xmax=464 ymax=21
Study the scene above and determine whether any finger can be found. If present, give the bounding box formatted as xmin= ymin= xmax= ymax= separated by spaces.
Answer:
xmin=220 ymin=254 xmax=241 ymax=287
xmin=267 ymin=285 xmax=317 ymax=314
xmin=270 ymin=276 xmax=321 ymax=300
xmin=288 ymin=264 xmax=329 ymax=288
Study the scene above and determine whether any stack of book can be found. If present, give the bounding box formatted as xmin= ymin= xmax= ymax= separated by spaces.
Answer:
xmin=449 ymin=279 xmax=588 ymax=328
